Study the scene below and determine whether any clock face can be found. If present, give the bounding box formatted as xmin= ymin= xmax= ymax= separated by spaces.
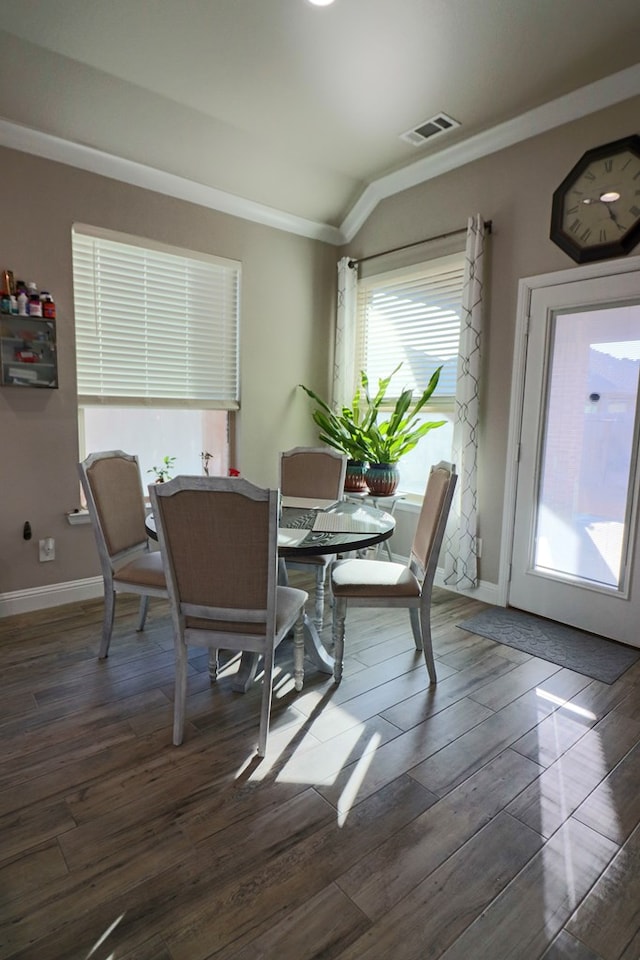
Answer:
xmin=550 ymin=135 xmax=640 ymax=263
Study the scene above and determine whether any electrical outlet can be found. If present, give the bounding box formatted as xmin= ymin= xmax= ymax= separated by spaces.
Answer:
xmin=39 ymin=538 xmax=55 ymax=562
xmin=475 ymin=537 xmax=483 ymax=558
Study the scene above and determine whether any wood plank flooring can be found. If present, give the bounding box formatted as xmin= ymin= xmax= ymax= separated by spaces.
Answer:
xmin=1 ymin=580 xmax=639 ymax=960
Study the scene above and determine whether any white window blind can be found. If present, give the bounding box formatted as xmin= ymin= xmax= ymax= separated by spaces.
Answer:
xmin=72 ymin=225 xmax=240 ymax=409
xmin=356 ymin=252 xmax=464 ymax=400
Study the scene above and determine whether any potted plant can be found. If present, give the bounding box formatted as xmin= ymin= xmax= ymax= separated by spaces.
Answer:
xmin=298 ymin=380 xmax=373 ymax=491
xmin=360 ymin=364 xmax=446 ymax=494
xmin=147 ymin=455 xmax=176 ymax=483
xmin=300 ymin=363 xmax=446 ymax=495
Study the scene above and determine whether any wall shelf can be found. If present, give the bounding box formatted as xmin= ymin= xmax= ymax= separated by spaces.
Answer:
xmin=0 ymin=313 xmax=58 ymax=388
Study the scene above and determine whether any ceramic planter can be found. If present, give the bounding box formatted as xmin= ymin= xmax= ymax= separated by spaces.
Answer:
xmin=366 ymin=462 xmax=400 ymax=496
xmin=344 ymin=460 xmax=369 ymax=493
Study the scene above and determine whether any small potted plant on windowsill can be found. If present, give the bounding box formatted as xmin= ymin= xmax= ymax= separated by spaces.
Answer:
xmin=147 ymin=455 xmax=176 ymax=483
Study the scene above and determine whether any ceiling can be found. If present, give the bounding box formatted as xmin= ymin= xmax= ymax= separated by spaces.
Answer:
xmin=0 ymin=0 xmax=639 ymax=242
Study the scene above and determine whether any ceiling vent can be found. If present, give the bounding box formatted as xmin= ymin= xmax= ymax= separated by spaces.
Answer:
xmin=400 ymin=112 xmax=460 ymax=147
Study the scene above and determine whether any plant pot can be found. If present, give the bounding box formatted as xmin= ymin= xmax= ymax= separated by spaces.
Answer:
xmin=366 ymin=462 xmax=400 ymax=496
xmin=344 ymin=460 xmax=369 ymax=493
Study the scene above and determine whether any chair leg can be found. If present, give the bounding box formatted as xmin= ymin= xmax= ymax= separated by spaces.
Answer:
xmin=293 ymin=610 xmax=305 ymax=692
xmin=208 ymin=647 xmax=219 ymax=680
xmin=420 ymin=611 xmax=437 ymax=684
xmin=136 ymin=594 xmax=150 ymax=632
xmin=409 ymin=608 xmax=422 ymax=651
xmin=314 ymin=567 xmax=326 ymax=629
xmin=98 ymin=586 xmax=116 ymax=659
xmin=257 ymin=650 xmax=275 ymax=758
xmin=332 ymin=596 xmax=347 ymax=684
xmin=173 ymin=640 xmax=189 ymax=746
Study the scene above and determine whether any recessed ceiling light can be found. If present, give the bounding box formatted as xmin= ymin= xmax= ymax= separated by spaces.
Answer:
xmin=307 ymin=0 xmax=336 ymax=6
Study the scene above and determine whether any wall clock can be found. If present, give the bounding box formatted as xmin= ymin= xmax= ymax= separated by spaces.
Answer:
xmin=550 ymin=134 xmax=640 ymax=264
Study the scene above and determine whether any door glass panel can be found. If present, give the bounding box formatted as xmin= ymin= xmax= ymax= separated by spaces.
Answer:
xmin=534 ymin=303 xmax=640 ymax=589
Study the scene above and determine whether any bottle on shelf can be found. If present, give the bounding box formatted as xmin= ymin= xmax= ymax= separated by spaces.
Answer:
xmin=40 ymin=291 xmax=56 ymax=319
xmin=28 ymin=282 xmax=42 ymax=317
xmin=17 ymin=287 xmax=29 ymax=317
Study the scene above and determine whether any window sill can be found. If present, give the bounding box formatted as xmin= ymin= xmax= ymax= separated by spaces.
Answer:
xmin=345 ymin=490 xmax=423 ymax=513
xmin=67 ymin=509 xmax=91 ymax=525
xmin=395 ymin=495 xmax=422 ymax=514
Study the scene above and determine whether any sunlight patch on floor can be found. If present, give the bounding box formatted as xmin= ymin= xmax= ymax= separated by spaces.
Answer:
xmin=228 ymin=654 xmax=383 ymax=807
xmin=535 ymin=687 xmax=596 ymax=721
xmin=85 ymin=913 xmax=125 ymax=959
xmin=533 ymin=687 xmax=621 ymax=936
xmin=335 ymin=733 xmax=381 ymax=826
xmin=273 ymin=720 xmax=381 ymax=789
xmin=232 ymin=694 xmax=383 ymax=814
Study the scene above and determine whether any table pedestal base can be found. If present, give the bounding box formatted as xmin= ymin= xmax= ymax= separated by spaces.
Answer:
xmin=231 ymin=613 xmax=334 ymax=693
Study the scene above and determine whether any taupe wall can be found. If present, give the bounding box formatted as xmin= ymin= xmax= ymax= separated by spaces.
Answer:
xmin=2 ymin=93 xmax=639 ymax=608
xmin=0 ymin=147 xmax=336 ymax=600
xmin=346 ymin=95 xmax=640 ymax=584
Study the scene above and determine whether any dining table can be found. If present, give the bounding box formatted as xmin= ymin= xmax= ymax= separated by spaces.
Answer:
xmin=145 ymin=495 xmax=395 ymax=691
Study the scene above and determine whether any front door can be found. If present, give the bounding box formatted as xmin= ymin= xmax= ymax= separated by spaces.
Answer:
xmin=509 ymin=266 xmax=640 ymax=647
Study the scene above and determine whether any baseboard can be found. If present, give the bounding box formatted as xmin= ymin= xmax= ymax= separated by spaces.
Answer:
xmin=0 ymin=576 xmax=103 ymax=618
xmin=433 ymin=569 xmax=501 ymax=607
xmin=0 ymin=565 xmax=502 ymax=620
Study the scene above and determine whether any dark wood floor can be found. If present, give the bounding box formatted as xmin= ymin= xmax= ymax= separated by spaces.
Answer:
xmin=1 ymin=579 xmax=640 ymax=960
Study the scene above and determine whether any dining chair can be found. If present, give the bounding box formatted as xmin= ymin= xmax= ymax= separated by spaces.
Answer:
xmin=149 ymin=475 xmax=308 ymax=756
xmin=330 ymin=460 xmax=457 ymax=684
xmin=280 ymin=446 xmax=347 ymax=629
xmin=78 ymin=450 xmax=168 ymax=659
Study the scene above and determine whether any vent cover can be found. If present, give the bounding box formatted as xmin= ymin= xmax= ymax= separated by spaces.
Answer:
xmin=400 ymin=112 xmax=460 ymax=146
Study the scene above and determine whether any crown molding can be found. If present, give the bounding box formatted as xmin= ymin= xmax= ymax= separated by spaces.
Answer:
xmin=340 ymin=63 xmax=640 ymax=242
xmin=1 ymin=62 xmax=639 ymax=248
xmin=0 ymin=117 xmax=344 ymax=246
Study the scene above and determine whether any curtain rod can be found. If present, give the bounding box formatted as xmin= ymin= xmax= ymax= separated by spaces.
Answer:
xmin=347 ymin=219 xmax=492 ymax=269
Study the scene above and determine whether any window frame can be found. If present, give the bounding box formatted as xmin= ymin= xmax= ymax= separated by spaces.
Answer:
xmin=72 ymin=224 xmax=239 ymax=484
xmin=354 ymin=251 xmax=465 ymax=497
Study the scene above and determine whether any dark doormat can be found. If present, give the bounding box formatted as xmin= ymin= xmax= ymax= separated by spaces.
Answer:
xmin=457 ymin=606 xmax=640 ymax=684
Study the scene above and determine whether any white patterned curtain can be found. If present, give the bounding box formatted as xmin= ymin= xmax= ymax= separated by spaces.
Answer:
xmin=443 ymin=214 xmax=486 ymax=590
xmin=332 ymin=256 xmax=358 ymax=409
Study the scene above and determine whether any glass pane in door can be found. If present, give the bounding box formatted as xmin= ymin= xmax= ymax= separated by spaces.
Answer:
xmin=534 ymin=303 xmax=640 ymax=590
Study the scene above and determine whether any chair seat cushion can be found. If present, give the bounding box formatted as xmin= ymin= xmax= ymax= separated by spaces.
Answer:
xmin=276 ymin=586 xmax=309 ymax=636
xmin=331 ymin=559 xmax=420 ymax=598
xmin=187 ymin=586 xmax=308 ymax=637
xmin=115 ymin=551 xmax=166 ymax=589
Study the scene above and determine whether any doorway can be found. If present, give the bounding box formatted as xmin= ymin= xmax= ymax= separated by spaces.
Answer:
xmin=505 ymin=257 xmax=640 ymax=647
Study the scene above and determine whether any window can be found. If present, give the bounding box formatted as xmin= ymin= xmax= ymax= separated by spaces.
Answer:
xmin=356 ymin=253 xmax=464 ymax=495
xmin=72 ymin=225 xmax=240 ymax=482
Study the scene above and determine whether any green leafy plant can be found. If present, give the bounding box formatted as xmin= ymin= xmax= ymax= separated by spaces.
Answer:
xmin=299 ymin=363 xmax=446 ymax=465
xmin=298 ymin=380 xmax=372 ymax=462
xmin=147 ymin=455 xmax=176 ymax=483
xmin=361 ymin=364 xmax=446 ymax=464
